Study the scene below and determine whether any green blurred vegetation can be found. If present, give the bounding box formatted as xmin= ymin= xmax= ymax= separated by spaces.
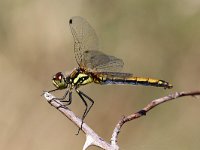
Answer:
xmin=0 ymin=0 xmax=200 ymax=150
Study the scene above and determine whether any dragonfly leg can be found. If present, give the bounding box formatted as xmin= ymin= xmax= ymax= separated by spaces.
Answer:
xmin=48 ymin=88 xmax=59 ymax=93
xmin=55 ymin=90 xmax=73 ymax=109
xmin=42 ymin=89 xmax=66 ymax=106
xmin=41 ymin=88 xmax=59 ymax=96
xmin=58 ymin=90 xmax=72 ymax=108
xmin=76 ymin=89 xmax=94 ymax=135
xmin=46 ymin=89 xmax=69 ymax=108
xmin=54 ymin=90 xmax=69 ymax=101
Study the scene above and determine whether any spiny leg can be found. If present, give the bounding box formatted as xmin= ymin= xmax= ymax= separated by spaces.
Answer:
xmin=67 ymin=91 xmax=72 ymax=105
xmin=41 ymin=88 xmax=59 ymax=96
xmin=57 ymin=90 xmax=73 ymax=108
xmin=42 ymin=88 xmax=65 ymax=106
xmin=48 ymin=88 xmax=59 ymax=93
xmin=77 ymin=90 xmax=94 ymax=121
xmin=78 ymin=90 xmax=94 ymax=120
xmin=54 ymin=90 xmax=69 ymax=101
xmin=76 ymin=89 xmax=94 ymax=135
xmin=59 ymin=90 xmax=72 ymax=106
xmin=49 ymin=89 xmax=70 ymax=108
xmin=76 ymin=90 xmax=88 ymax=134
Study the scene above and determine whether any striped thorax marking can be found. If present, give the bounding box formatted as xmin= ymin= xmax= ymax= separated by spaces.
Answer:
xmin=72 ymin=73 xmax=93 ymax=85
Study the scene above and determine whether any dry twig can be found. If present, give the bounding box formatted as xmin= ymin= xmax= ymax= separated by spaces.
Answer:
xmin=43 ymin=90 xmax=200 ymax=150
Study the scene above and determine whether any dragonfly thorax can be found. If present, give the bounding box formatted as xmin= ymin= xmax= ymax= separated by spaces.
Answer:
xmin=69 ymin=68 xmax=94 ymax=87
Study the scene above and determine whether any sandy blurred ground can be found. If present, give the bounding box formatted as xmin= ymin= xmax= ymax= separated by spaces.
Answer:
xmin=0 ymin=0 xmax=200 ymax=150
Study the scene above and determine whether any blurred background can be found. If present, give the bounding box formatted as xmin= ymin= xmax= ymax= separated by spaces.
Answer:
xmin=1 ymin=0 xmax=200 ymax=149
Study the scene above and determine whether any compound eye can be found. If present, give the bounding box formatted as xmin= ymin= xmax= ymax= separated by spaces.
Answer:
xmin=53 ymin=72 xmax=63 ymax=81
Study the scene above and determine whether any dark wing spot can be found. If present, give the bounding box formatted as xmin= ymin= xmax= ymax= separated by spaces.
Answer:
xmin=69 ymin=19 xmax=72 ymax=24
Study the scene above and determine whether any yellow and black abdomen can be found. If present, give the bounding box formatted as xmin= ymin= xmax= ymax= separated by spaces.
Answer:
xmin=96 ymin=72 xmax=172 ymax=89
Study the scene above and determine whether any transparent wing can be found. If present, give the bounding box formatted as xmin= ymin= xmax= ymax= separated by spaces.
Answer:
xmin=83 ymin=50 xmax=124 ymax=72
xmin=69 ymin=16 xmax=99 ymax=67
xmin=69 ymin=16 xmax=124 ymax=72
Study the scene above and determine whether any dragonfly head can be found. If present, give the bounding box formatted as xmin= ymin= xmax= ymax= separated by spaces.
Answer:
xmin=52 ymin=72 xmax=68 ymax=89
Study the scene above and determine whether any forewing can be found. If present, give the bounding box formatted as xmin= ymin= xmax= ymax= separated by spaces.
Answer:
xmin=69 ymin=16 xmax=99 ymax=67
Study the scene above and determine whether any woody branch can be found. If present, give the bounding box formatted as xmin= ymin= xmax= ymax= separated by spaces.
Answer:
xmin=43 ymin=90 xmax=200 ymax=150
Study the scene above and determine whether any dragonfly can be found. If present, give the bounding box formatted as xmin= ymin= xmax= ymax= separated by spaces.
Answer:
xmin=47 ymin=16 xmax=173 ymax=134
